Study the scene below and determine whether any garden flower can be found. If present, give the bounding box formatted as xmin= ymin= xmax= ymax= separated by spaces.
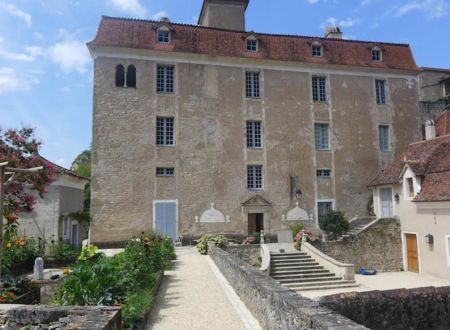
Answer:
xmin=5 ymin=242 xmax=11 ymax=248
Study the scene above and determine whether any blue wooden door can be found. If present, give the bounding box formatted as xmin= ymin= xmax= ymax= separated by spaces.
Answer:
xmin=154 ymin=201 xmax=177 ymax=242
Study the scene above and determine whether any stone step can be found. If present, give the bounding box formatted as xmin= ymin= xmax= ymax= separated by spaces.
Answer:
xmin=288 ymin=281 xmax=359 ymax=291
xmin=270 ymin=267 xmax=325 ymax=274
xmin=270 ymin=252 xmax=308 ymax=256
xmin=274 ymin=271 xmax=335 ymax=279
xmin=271 ymin=260 xmax=316 ymax=266
xmin=277 ymin=275 xmax=341 ymax=284
xmin=270 ymin=255 xmax=311 ymax=260
xmin=283 ymin=279 xmax=353 ymax=288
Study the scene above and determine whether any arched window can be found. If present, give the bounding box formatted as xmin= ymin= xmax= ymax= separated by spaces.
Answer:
xmin=157 ymin=26 xmax=171 ymax=44
xmin=311 ymin=41 xmax=323 ymax=57
xmin=126 ymin=65 xmax=136 ymax=88
xmin=115 ymin=65 xmax=125 ymax=87
xmin=371 ymin=47 xmax=382 ymax=62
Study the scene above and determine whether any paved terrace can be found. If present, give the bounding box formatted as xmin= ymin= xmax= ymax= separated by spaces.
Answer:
xmin=145 ymin=247 xmax=261 ymax=330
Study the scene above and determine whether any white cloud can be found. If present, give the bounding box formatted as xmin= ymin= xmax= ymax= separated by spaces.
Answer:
xmin=0 ymin=67 xmax=39 ymax=94
xmin=306 ymin=0 xmax=320 ymax=3
xmin=0 ymin=3 xmax=32 ymax=27
xmin=111 ymin=0 xmax=146 ymax=18
xmin=0 ymin=49 xmax=34 ymax=62
xmin=48 ymin=40 xmax=90 ymax=74
xmin=321 ymin=17 xmax=360 ymax=29
xmin=395 ymin=0 xmax=448 ymax=18
xmin=152 ymin=11 xmax=168 ymax=21
xmin=34 ymin=32 xmax=44 ymax=40
xmin=25 ymin=46 xmax=45 ymax=57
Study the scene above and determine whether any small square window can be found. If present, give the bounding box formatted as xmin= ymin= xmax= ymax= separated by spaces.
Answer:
xmin=156 ymin=167 xmax=175 ymax=176
xmin=372 ymin=49 xmax=382 ymax=62
xmin=317 ymin=169 xmax=331 ymax=178
xmin=312 ymin=44 xmax=322 ymax=57
xmin=247 ymin=165 xmax=263 ymax=190
xmin=246 ymin=72 xmax=260 ymax=98
xmin=157 ymin=30 xmax=170 ymax=44
xmin=246 ymin=39 xmax=258 ymax=52
xmin=312 ymin=76 xmax=327 ymax=102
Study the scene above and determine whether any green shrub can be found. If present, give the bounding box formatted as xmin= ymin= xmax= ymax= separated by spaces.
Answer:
xmin=319 ymin=210 xmax=350 ymax=238
xmin=290 ymin=224 xmax=305 ymax=238
xmin=1 ymin=238 xmax=37 ymax=275
xmin=197 ymin=234 xmax=228 ymax=255
xmin=251 ymin=232 xmax=261 ymax=244
xmin=47 ymin=241 xmax=78 ymax=261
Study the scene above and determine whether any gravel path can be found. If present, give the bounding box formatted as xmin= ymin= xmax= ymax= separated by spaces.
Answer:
xmin=145 ymin=247 xmax=260 ymax=330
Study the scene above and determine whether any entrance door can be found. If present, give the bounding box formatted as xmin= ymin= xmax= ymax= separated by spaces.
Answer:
xmin=248 ymin=213 xmax=264 ymax=235
xmin=154 ymin=201 xmax=177 ymax=242
xmin=380 ymin=187 xmax=393 ymax=218
xmin=405 ymin=233 xmax=419 ymax=273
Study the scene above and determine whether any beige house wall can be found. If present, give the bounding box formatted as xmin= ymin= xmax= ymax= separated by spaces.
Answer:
xmin=90 ymin=48 xmax=422 ymax=243
xmin=373 ymin=185 xmax=450 ymax=279
xmin=420 ymin=70 xmax=450 ymax=101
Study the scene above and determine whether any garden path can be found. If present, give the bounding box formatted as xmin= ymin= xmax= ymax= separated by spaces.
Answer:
xmin=145 ymin=246 xmax=261 ymax=330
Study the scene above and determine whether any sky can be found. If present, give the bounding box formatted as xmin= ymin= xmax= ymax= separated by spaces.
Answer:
xmin=0 ymin=0 xmax=449 ymax=168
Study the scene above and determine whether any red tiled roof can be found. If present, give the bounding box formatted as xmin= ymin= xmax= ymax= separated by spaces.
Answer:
xmin=40 ymin=156 xmax=90 ymax=181
xmin=421 ymin=67 xmax=450 ymax=74
xmin=368 ymin=134 xmax=450 ymax=202
xmin=88 ymin=16 xmax=420 ymax=72
xmin=436 ymin=111 xmax=450 ymax=137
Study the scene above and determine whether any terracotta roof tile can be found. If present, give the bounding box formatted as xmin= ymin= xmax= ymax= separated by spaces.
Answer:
xmin=368 ymin=134 xmax=450 ymax=202
xmin=436 ymin=111 xmax=450 ymax=137
xmin=88 ymin=16 xmax=420 ymax=72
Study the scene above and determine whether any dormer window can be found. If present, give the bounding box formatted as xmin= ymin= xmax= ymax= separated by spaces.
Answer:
xmin=157 ymin=27 xmax=170 ymax=44
xmin=372 ymin=47 xmax=382 ymax=62
xmin=406 ymin=178 xmax=414 ymax=197
xmin=311 ymin=42 xmax=323 ymax=57
xmin=246 ymin=37 xmax=258 ymax=52
xmin=402 ymin=165 xmax=421 ymax=200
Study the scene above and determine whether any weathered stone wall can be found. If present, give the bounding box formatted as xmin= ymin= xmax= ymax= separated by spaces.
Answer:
xmin=224 ymin=244 xmax=261 ymax=267
xmin=2 ymin=306 xmax=120 ymax=330
xmin=313 ymin=218 xmax=402 ymax=272
xmin=321 ymin=286 xmax=450 ymax=330
xmin=208 ymin=243 xmax=367 ymax=329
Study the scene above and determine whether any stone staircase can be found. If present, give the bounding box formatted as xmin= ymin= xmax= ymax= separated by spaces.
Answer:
xmin=270 ymin=252 xmax=358 ymax=291
xmin=336 ymin=216 xmax=377 ymax=241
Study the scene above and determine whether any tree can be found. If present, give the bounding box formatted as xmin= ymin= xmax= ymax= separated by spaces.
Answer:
xmin=0 ymin=127 xmax=56 ymax=217
xmin=71 ymin=148 xmax=91 ymax=211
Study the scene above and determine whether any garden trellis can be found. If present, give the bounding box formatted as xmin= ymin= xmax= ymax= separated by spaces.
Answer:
xmin=0 ymin=162 xmax=43 ymax=277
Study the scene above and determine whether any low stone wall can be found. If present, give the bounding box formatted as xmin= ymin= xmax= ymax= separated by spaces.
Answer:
xmin=1 ymin=306 xmax=121 ymax=330
xmin=313 ymin=218 xmax=402 ymax=272
xmin=223 ymin=245 xmax=261 ymax=267
xmin=207 ymin=243 xmax=367 ymax=330
xmin=321 ymin=286 xmax=450 ymax=330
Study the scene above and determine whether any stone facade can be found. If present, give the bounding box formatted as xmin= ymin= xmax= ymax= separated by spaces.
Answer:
xmin=313 ymin=218 xmax=403 ymax=272
xmin=321 ymin=286 xmax=450 ymax=330
xmin=207 ymin=243 xmax=367 ymax=329
xmin=88 ymin=1 xmax=422 ymax=244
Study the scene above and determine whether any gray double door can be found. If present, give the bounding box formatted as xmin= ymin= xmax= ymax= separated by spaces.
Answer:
xmin=154 ymin=201 xmax=177 ymax=242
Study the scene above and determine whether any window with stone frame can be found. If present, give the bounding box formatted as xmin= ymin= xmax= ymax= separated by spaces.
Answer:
xmin=157 ymin=28 xmax=170 ymax=44
xmin=156 ymin=65 xmax=175 ymax=93
xmin=156 ymin=117 xmax=175 ymax=146
xmin=247 ymin=165 xmax=263 ymax=190
xmin=372 ymin=48 xmax=382 ymax=62
xmin=246 ymin=121 xmax=262 ymax=148
xmin=316 ymin=169 xmax=331 ymax=178
xmin=379 ymin=125 xmax=390 ymax=152
xmin=311 ymin=43 xmax=323 ymax=57
xmin=314 ymin=123 xmax=330 ymax=150
xmin=318 ymin=201 xmax=333 ymax=221
xmin=115 ymin=65 xmax=125 ymax=87
xmin=246 ymin=38 xmax=258 ymax=52
xmin=156 ymin=167 xmax=175 ymax=177
xmin=312 ymin=76 xmax=327 ymax=102
xmin=375 ymin=80 xmax=386 ymax=104
xmin=246 ymin=72 xmax=260 ymax=98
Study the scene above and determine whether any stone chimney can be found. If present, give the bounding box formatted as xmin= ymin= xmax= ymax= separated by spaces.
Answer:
xmin=325 ymin=26 xmax=343 ymax=39
xmin=425 ymin=120 xmax=436 ymax=140
xmin=198 ymin=0 xmax=249 ymax=31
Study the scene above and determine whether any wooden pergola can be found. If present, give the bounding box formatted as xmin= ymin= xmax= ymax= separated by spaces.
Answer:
xmin=0 ymin=161 xmax=43 ymax=277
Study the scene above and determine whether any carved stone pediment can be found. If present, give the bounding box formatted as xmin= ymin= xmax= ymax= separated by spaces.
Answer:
xmin=284 ymin=202 xmax=310 ymax=221
xmin=242 ymin=195 xmax=272 ymax=208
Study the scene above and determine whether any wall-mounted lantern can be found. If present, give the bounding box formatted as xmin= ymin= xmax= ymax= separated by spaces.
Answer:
xmin=394 ymin=193 xmax=400 ymax=204
xmin=425 ymin=234 xmax=434 ymax=245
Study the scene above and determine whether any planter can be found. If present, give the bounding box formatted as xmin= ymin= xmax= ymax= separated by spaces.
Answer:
xmin=10 ymin=261 xmax=34 ymax=276
xmin=13 ymin=287 xmax=40 ymax=305
xmin=44 ymin=259 xmax=76 ymax=269
xmin=137 ymin=270 xmax=164 ymax=330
